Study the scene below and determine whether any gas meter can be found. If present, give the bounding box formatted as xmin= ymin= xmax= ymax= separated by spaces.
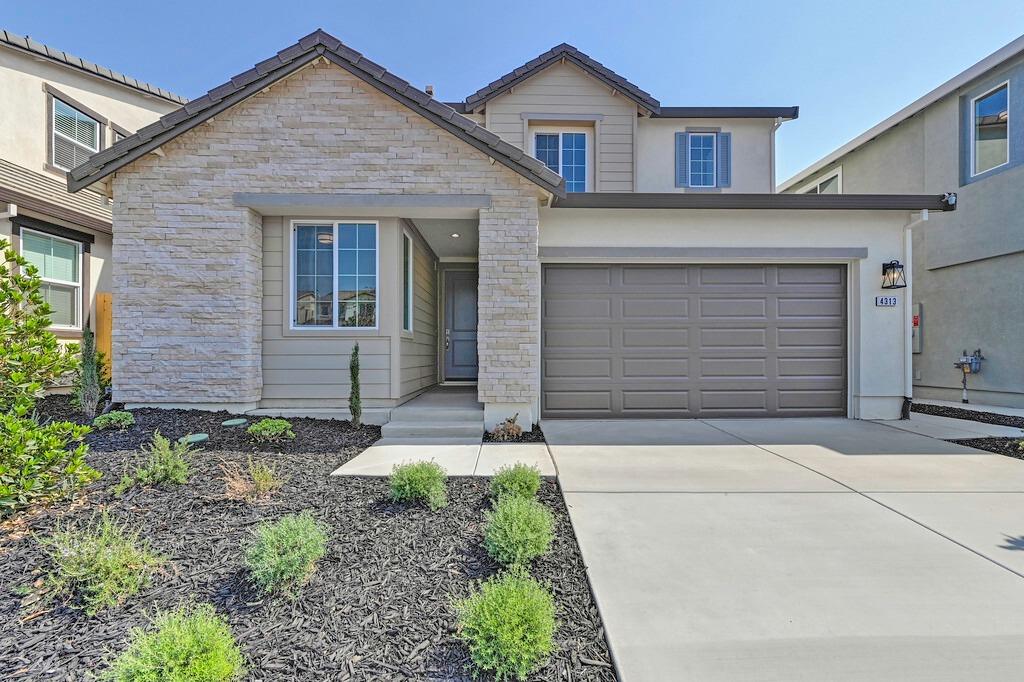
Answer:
xmin=953 ymin=349 xmax=984 ymax=403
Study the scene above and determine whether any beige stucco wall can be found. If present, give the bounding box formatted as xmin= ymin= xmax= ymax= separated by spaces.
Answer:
xmin=538 ymin=208 xmax=916 ymax=419
xmin=635 ymin=118 xmax=776 ymax=193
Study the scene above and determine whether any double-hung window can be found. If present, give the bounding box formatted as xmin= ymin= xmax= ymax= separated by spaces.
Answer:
xmin=21 ymin=229 xmax=82 ymax=329
xmin=52 ymin=98 xmax=100 ymax=171
xmin=292 ymin=222 xmax=378 ymax=329
xmin=971 ymin=83 xmax=1009 ymax=176
xmin=533 ymin=131 xmax=588 ymax=192
xmin=687 ymin=133 xmax=717 ymax=187
xmin=675 ymin=131 xmax=732 ymax=189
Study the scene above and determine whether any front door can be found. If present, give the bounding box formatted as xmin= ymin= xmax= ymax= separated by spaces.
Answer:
xmin=443 ymin=270 xmax=479 ymax=381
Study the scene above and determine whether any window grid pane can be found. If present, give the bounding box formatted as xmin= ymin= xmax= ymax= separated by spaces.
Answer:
xmin=338 ymin=223 xmax=376 ymax=328
xmin=294 ymin=224 xmax=334 ymax=326
xmin=974 ymin=85 xmax=1008 ymax=175
xmin=534 ymin=133 xmax=560 ymax=173
xmin=561 ymin=133 xmax=587 ymax=192
xmin=688 ymin=134 xmax=716 ymax=187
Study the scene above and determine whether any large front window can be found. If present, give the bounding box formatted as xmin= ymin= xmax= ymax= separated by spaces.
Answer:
xmin=688 ymin=133 xmax=716 ymax=188
xmin=292 ymin=222 xmax=377 ymax=329
xmin=972 ymin=83 xmax=1008 ymax=176
xmin=534 ymin=131 xmax=588 ymax=192
xmin=52 ymin=99 xmax=100 ymax=171
xmin=21 ymin=229 xmax=82 ymax=329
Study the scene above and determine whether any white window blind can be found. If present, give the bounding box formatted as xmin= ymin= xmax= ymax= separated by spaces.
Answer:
xmin=53 ymin=99 xmax=100 ymax=171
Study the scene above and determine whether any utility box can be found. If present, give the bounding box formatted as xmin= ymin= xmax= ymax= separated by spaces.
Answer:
xmin=911 ymin=303 xmax=922 ymax=354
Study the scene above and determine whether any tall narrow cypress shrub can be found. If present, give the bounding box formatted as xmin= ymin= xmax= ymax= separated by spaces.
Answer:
xmin=349 ymin=342 xmax=361 ymax=429
xmin=77 ymin=325 xmax=100 ymax=420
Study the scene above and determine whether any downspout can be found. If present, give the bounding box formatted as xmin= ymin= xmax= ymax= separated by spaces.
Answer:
xmin=769 ymin=118 xmax=782 ymax=191
xmin=901 ymin=209 xmax=927 ymax=418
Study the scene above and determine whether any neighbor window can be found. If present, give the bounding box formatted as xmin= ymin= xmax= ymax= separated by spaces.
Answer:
xmin=21 ymin=229 xmax=82 ymax=329
xmin=972 ymin=83 xmax=1008 ymax=176
xmin=688 ymin=133 xmax=716 ymax=188
xmin=533 ymin=131 xmax=587 ymax=192
xmin=402 ymin=232 xmax=414 ymax=332
xmin=52 ymin=98 xmax=100 ymax=171
xmin=292 ymin=222 xmax=377 ymax=329
xmin=799 ymin=170 xmax=841 ymax=194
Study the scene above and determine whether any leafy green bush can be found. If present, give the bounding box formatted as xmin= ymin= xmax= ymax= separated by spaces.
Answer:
xmin=102 ymin=603 xmax=244 ymax=681
xmin=246 ymin=418 xmax=295 ymax=444
xmin=244 ymin=511 xmax=327 ymax=596
xmin=483 ymin=496 xmax=554 ymax=567
xmin=0 ymin=412 xmax=98 ymax=516
xmin=491 ymin=463 xmax=542 ymax=501
xmin=389 ymin=461 xmax=448 ymax=510
xmin=41 ymin=512 xmax=163 ymax=614
xmin=93 ymin=411 xmax=135 ymax=431
xmin=455 ymin=568 xmax=556 ymax=681
xmin=116 ymin=431 xmax=192 ymax=493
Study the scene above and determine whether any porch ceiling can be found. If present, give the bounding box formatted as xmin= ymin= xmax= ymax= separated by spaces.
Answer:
xmin=411 ymin=218 xmax=478 ymax=258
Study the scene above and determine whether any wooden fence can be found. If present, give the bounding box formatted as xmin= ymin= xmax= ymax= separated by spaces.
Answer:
xmin=95 ymin=292 xmax=112 ymax=378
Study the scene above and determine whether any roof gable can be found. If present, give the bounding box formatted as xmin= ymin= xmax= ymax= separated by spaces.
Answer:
xmin=463 ymin=43 xmax=660 ymax=114
xmin=67 ymin=30 xmax=564 ymax=197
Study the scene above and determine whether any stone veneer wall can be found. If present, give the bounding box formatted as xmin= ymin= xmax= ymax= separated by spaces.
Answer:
xmin=110 ymin=58 xmax=542 ymax=410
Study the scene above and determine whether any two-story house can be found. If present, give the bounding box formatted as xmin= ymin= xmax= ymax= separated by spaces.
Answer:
xmin=781 ymin=35 xmax=1024 ymax=409
xmin=0 ymin=29 xmax=182 ymax=346
xmin=65 ymin=30 xmax=954 ymax=427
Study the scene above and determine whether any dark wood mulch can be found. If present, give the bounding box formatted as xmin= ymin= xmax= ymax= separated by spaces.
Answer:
xmin=912 ymin=402 xmax=1024 ymax=430
xmin=949 ymin=437 xmax=1024 ymax=460
xmin=0 ymin=434 xmax=614 ymax=680
xmin=483 ymin=425 xmax=547 ymax=444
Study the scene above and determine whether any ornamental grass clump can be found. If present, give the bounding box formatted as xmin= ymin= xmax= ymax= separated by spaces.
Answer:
xmin=93 ymin=410 xmax=135 ymax=431
xmin=221 ymin=457 xmax=286 ymax=503
xmin=246 ymin=418 xmax=295 ymax=444
xmin=102 ymin=603 xmax=244 ymax=682
xmin=483 ymin=496 xmax=554 ymax=567
xmin=41 ymin=512 xmax=163 ymax=614
xmin=244 ymin=511 xmax=327 ymax=596
xmin=455 ymin=567 xmax=556 ymax=681
xmin=389 ymin=461 xmax=448 ymax=511
xmin=490 ymin=463 xmax=542 ymax=501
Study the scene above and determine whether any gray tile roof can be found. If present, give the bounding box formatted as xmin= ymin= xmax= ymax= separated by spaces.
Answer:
xmin=463 ymin=43 xmax=661 ymax=113
xmin=67 ymin=29 xmax=564 ymax=197
xmin=1 ymin=28 xmax=187 ymax=105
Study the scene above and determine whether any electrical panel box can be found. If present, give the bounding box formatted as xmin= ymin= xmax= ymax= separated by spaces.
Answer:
xmin=912 ymin=303 xmax=922 ymax=354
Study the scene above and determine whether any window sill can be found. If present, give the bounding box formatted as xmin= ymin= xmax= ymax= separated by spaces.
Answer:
xmin=282 ymin=326 xmax=383 ymax=338
xmin=401 ymin=330 xmax=415 ymax=339
xmin=43 ymin=162 xmax=72 ymax=179
xmin=51 ymin=328 xmax=83 ymax=340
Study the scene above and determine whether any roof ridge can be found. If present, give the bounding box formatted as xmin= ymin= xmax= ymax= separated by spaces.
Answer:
xmin=0 ymin=28 xmax=187 ymax=104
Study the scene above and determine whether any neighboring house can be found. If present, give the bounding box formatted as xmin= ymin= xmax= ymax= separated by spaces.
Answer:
xmin=0 ymin=29 xmax=183 ymax=343
xmin=780 ymin=35 xmax=1024 ymax=409
xmin=66 ymin=30 xmax=953 ymax=426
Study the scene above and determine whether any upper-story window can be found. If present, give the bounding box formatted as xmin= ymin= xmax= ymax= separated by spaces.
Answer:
xmin=52 ymin=99 xmax=100 ymax=171
xmin=675 ymin=131 xmax=732 ymax=189
xmin=798 ymin=169 xmax=841 ymax=194
xmin=972 ymin=83 xmax=1008 ymax=176
xmin=688 ymin=133 xmax=716 ymax=187
xmin=533 ymin=131 xmax=588 ymax=192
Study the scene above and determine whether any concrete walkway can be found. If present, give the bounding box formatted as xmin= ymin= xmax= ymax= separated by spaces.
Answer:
xmin=880 ymin=411 xmax=1024 ymax=439
xmin=544 ymin=418 xmax=1024 ymax=681
xmin=331 ymin=442 xmax=555 ymax=476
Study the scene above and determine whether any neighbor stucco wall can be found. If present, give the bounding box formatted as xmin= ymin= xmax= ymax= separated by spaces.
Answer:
xmin=110 ymin=58 xmax=543 ymax=413
xmin=538 ymin=208 xmax=915 ymax=419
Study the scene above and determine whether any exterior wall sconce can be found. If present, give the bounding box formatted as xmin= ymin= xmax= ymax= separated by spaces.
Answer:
xmin=881 ymin=260 xmax=907 ymax=289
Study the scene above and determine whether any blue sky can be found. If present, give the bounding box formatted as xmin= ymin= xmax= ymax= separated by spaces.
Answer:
xmin=8 ymin=1 xmax=1024 ymax=183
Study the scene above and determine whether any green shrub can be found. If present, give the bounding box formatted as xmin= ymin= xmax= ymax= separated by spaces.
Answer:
xmin=349 ymin=342 xmax=362 ymax=429
xmin=455 ymin=568 xmax=556 ymax=681
xmin=116 ymin=431 xmax=192 ymax=493
xmin=41 ymin=511 xmax=163 ymax=614
xmin=483 ymin=496 xmax=554 ymax=567
xmin=0 ymin=412 xmax=97 ymax=516
xmin=491 ymin=463 xmax=542 ymax=501
xmin=102 ymin=603 xmax=244 ymax=682
xmin=246 ymin=418 xmax=295 ymax=444
xmin=93 ymin=411 xmax=135 ymax=431
xmin=389 ymin=461 xmax=448 ymax=510
xmin=244 ymin=511 xmax=327 ymax=596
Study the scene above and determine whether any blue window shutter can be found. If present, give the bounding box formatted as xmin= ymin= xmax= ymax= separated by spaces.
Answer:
xmin=717 ymin=132 xmax=731 ymax=187
xmin=675 ymin=132 xmax=688 ymax=187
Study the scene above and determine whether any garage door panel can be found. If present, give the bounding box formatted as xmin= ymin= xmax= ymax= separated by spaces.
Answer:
xmin=542 ymin=264 xmax=846 ymax=418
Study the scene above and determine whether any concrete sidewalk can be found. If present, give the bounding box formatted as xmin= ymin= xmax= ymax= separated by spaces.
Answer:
xmin=544 ymin=418 xmax=1024 ymax=681
xmin=331 ymin=441 xmax=555 ymax=476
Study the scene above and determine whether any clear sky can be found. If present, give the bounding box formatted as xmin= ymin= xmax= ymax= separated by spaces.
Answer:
xmin=7 ymin=1 xmax=1024 ymax=183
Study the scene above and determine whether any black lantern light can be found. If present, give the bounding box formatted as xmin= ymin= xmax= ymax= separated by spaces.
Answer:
xmin=881 ymin=260 xmax=907 ymax=289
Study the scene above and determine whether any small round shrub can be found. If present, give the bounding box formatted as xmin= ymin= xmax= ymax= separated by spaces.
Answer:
xmin=491 ymin=463 xmax=542 ymax=501
xmin=93 ymin=411 xmax=135 ymax=431
xmin=483 ymin=496 xmax=554 ymax=566
xmin=389 ymin=461 xmax=448 ymax=510
xmin=102 ymin=603 xmax=243 ymax=681
xmin=246 ymin=418 xmax=295 ymax=444
xmin=455 ymin=568 xmax=556 ymax=681
xmin=244 ymin=511 xmax=327 ymax=596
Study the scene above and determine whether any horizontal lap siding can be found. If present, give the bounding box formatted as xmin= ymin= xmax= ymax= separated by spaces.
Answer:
xmin=399 ymin=232 xmax=438 ymax=399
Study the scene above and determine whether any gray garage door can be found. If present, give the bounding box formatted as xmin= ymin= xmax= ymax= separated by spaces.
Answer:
xmin=541 ymin=264 xmax=847 ymax=418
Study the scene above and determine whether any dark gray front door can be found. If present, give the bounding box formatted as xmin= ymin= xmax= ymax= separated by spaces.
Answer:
xmin=444 ymin=270 xmax=478 ymax=380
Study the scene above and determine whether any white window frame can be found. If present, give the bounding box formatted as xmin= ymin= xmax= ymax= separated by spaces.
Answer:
xmin=796 ymin=167 xmax=843 ymax=194
xmin=530 ymin=127 xmax=593 ymax=192
xmin=686 ymin=132 xmax=718 ymax=188
xmin=970 ymin=81 xmax=1010 ymax=178
xmin=288 ymin=219 xmax=380 ymax=331
xmin=21 ymin=227 xmax=83 ymax=331
xmin=402 ymin=230 xmax=414 ymax=333
xmin=51 ymin=98 xmax=100 ymax=171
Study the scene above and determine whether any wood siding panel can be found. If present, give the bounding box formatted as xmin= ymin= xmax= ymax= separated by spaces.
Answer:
xmin=399 ymin=229 xmax=439 ymax=399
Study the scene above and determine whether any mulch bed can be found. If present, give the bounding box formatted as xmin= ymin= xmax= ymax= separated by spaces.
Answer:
xmin=483 ymin=425 xmax=547 ymax=444
xmin=912 ymin=402 xmax=1024 ymax=430
xmin=948 ymin=437 xmax=1024 ymax=460
xmin=1 ymin=404 xmax=615 ymax=681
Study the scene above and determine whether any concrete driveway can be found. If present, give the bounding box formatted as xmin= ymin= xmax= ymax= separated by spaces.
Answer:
xmin=543 ymin=418 xmax=1024 ymax=681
